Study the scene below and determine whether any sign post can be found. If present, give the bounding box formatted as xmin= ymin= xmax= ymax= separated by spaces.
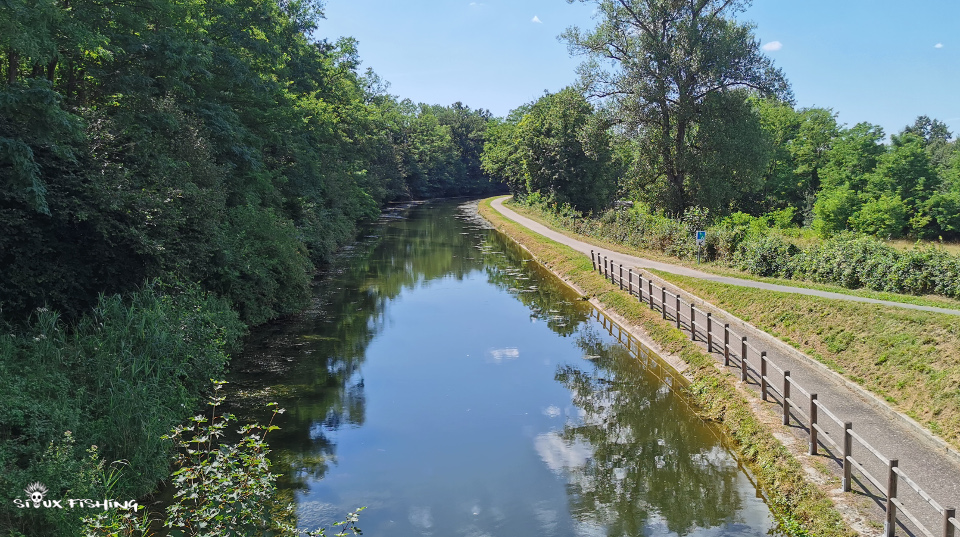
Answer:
xmin=695 ymin=230 xmax=706 ymax=263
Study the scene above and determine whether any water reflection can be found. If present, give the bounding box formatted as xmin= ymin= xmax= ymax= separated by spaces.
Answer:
xmin=226 ymin=200 xmax=775 ymax=536
xmin=549 ymin=325 xmax=768 ymax=536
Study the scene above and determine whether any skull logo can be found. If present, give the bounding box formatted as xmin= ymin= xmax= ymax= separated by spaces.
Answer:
xmin=24 ymin=482 xmax=48 ymax=506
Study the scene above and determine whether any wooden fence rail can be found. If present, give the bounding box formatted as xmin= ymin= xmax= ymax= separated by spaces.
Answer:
xmin=590 ymin=250 xmax=957 ymax=537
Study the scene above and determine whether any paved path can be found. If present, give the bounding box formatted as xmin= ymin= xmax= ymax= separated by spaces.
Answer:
xmin=491 ymin=196 xmax=960 ymax=316
xmin=488 ymin=196 xmax=960 ymax=536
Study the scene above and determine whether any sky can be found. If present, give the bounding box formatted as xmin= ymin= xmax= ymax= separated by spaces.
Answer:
xmin=314 ymin=1 xmax=959 ymax=138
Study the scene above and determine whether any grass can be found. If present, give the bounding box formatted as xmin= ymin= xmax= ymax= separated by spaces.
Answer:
xmin=497 ymin=196 xmax=960 ymax=451
xmin=886 ymin=238 xmax=960 ymax=255
xmin=503 ymin=199 xmax=960 ymax=311
xmin=479 ymin=197 xmax=854 ymax=537
xmin=649 ymin=269 xmax=960 ymax=452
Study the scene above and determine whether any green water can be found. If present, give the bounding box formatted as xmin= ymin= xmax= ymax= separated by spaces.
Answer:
xmin=226 ymin=200 xmax=777 ymax=536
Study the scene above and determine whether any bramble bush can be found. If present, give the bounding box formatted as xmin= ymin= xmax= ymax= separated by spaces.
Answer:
xmin=516 ymin=197 xmax=960 ymax=300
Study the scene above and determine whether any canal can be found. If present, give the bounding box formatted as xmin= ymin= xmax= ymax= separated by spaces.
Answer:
xmin=225 ymin=199 xmax=778 ymax=536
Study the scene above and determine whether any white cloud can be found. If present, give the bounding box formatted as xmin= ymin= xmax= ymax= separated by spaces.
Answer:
xmin=935 ymin=43 xmax=944 ymax=49
xmin=469 ymin=2 xmax=484 ymax=6
xmin=762 ymin=41 xmax=783 ymax=52
xmin=531 ymin=15 xmax=542 ymax=24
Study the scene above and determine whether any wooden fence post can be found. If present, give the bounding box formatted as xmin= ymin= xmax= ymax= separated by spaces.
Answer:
xmin=675 ymin=294 xmax=681 ymax=330
xmin=604 ymin=257 xmax=608 ymax=278
xmin=638 ymin=274 xmax=644 ymax=302
xmin=740 ymin=337 xmax=748 ymax=382
xmin=843 ymin=422 xmax=853 ymax=492
xmin=619 ymin=264 xmax=623 ymax=290
xmin=809 ymin=394 xmax=819 ymax=455
xmin=885 ymin=459 xmax=898 ymax=537
xmin=591 ymin=250 xmax=596 ymax=271
xmin=723 ymin=324 xmax=730 ymax=366
xmin=782 ymin=371 xmax=791 ymax=425
xmin=944 ymin=507 xmax=956 ymax=537
xmin=661 ymin=287 xmax=667 ymax=320
xmin=628 ymin=269 xmax=633 ymax=296
xmin=706 ymin=313 xmax=713 ymax=353
xmin=690 ymin=303 xmax=696 ymax=341
xmin=760 ymin=352 xmax=768 ymax=401
xmin=648 ymin=280 xmax=653 ymax=309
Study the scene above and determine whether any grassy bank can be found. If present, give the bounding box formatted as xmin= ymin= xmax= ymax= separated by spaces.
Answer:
xmin=508 ymin=198 xmax=960 ymax=308
xmin=650 ymin=270 xmax=960 ymax=449
xmin=500 ymin=197 xmax=960 ymax=451
xmin=478 ymin=198 xmax=853 ymax=537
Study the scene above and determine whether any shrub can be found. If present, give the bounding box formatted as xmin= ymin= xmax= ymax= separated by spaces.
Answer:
xmin=84 ymin=384 xmax=364 ymax=537
xmin=734 ymin=235 xmax=800 ymax=278
xmin=849 ymin=194 xmax=908 ymax=238
xmin=0 ymin=279 xmax=245 ymax=536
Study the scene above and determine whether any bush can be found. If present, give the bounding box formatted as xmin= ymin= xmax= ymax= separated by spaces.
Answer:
xmin=849 ymin=194 xmax=908 ymax=238
xmin=0 ymin=280 xmax=245 ymax=536
xmin=84 ymin=385 xmax=364 ymax=537
xmin=734 ymin=235 xmax=800 ymax=278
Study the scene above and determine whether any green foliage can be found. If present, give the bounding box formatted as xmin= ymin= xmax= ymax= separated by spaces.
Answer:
xmin=0 ymin=281 xmax=244 ymax=535
xmin=812 ymin=186 xmax=861 ymax=237
xmin=734 ymin=235 xmax=800 ymax=278
xmin=849 ymin=194 xmax=908 ymax=238
xmin=84 ymin=384 xmax=364 ymax=537
xmin=215 ymin=206 xmax=314 ymax=326
xmin=487 ymin=88 xmax=619 ymax=214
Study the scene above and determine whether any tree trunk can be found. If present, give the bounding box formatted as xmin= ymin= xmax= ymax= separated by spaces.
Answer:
xmin=7 ymin=50 xmax=19 ymax=84
xmin=46 ymin=57 xmax=58 ymax=82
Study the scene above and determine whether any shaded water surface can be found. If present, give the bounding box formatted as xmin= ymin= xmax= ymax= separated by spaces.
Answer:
xmin=227 ymin=200 xmax=777 ymax=536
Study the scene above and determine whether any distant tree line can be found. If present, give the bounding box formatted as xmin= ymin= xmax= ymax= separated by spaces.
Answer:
xmin=481 ymin=0 xmax=959 ymax=242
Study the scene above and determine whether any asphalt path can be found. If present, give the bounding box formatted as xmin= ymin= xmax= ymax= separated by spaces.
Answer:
xmin=491 ymin=196 xmax=960 ymax=316
xmin=488 ymin=195 xmax=960 ymax=535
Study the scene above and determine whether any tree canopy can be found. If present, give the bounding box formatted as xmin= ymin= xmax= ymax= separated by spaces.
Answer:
xmin=562 ymin=0 xmax=791 ymax=214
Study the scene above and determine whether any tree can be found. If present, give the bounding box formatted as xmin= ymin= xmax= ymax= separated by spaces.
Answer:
xmin=788 ymin=107 xmax=839 ymax=203
xmin=516 ymin=88 xmax=618 ymax=213
xmin=563 ymin=0 xmax=791 ymax=214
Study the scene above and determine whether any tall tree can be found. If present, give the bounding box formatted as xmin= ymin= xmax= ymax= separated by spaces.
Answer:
xmin=563 ymin=0 xmax=791 ymax=214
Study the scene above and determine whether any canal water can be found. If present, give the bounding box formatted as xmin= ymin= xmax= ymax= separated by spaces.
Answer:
xmin=225 ymin=200 xmax=778 ymax=537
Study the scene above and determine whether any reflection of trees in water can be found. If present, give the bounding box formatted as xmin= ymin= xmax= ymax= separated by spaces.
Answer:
xmin=482 ymin=231 xmax=592 ymax=337
xmin=553 ymin=326 xmax=747 ymax=536
xmin=227 ymin=201 xmax=498 ymax=490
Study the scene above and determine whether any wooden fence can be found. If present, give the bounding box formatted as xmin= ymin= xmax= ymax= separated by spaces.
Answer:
xmin=592 ymin=250 xmax=959 ymax=537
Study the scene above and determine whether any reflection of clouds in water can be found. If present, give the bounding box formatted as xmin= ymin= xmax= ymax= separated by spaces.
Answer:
xmin=296 ymin=501 xmax=341 ymax=533
xmin=543 ymin=405 xmax=561 ymax=418
xmin=534 ymin=432 xmax=594 ymax=474
xmin=691 ymin=445 xmax=737 ymax=470
xmin=533 ymin=500 xmax=559 ymax=535
xmin=457 ymin=525 xmax=494 ymax=537
xmin=408 ymin=505 xmax=433 ymax=533
xmin=487 ymin=347 xmax=520 ymax=363
xmin=572 ymin=519 xmax=608 ymax=537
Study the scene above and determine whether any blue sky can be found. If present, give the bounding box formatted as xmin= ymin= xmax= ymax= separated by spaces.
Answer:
xmin=314 ymin=1 xmax=959 ymax=138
